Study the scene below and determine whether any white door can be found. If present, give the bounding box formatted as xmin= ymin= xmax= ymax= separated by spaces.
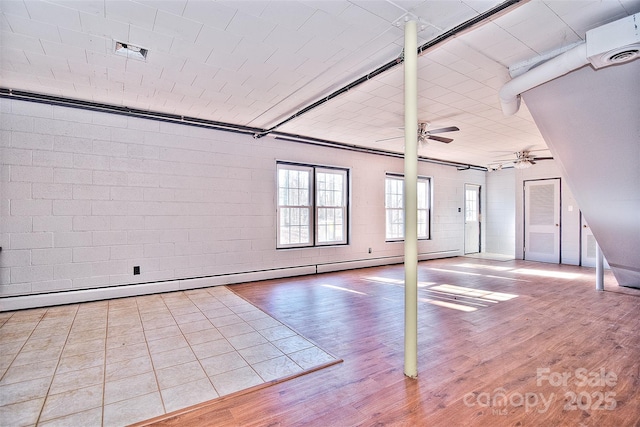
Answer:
xmin=524 ymin=179 xmax=560 ymax=263
xmin=581 ymin=214 xmax=609 ymax=268
xmin=464 ymin=184 xmax=481 ymax=254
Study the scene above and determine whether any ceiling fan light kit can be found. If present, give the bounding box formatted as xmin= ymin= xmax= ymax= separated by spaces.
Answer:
xmin=489 ymin=149 xmax=547 ymax=170
xmin=513 ymin=159 xmax=533 ymax=169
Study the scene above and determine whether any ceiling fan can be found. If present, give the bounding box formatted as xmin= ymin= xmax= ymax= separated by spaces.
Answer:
xmin=488 ymin=149 xmax=553 ymax=170
xmin=376 ymin=122 xmax=460 ymax=145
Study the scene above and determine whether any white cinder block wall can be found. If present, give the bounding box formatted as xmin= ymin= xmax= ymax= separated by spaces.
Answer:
xmin=0 ymin=98 xmax=484 ymax=310
xmin=485 ymin=168 xmax=516 ymax=256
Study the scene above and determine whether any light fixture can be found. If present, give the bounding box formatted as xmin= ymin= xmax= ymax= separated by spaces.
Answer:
xmin=513 ymin=159 xmax=533 ymax=169
xmin=115 ymin=41 xmax=148 ymax=61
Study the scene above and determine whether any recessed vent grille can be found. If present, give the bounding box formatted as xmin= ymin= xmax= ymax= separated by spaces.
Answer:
xmin=608 ymin=48 xmax=639 ymax=63
xmin=586 ymin=13 xmax=640 ymax=69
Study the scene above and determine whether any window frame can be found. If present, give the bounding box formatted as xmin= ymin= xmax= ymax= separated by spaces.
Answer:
xmin=315 ymin=167 xmax=348 ymax=246
xmin=277 ymin=163 xmax=313 ymax=248
xmin=277 ymin=161 xmax=349 ymax=249
xmin=385 ymin=173 xmax=432 ymax=242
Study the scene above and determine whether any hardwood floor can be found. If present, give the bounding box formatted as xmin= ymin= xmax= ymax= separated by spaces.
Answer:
xmin=142 ymin=257 xmax=640 ymax=426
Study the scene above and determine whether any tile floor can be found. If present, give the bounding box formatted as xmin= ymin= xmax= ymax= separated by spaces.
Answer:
xmin=0 ymin=286 xmax=339 ymax=426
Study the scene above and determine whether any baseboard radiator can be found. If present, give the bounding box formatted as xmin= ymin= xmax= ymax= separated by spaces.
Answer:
xmin=0 ymin=250 xmax=460 ymax=312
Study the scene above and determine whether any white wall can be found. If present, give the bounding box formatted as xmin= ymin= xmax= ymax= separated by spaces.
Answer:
xmin=485 ymin=168 xmax=515 ymax=256
xmin=0 ymin=98 xmax=484 ymax=310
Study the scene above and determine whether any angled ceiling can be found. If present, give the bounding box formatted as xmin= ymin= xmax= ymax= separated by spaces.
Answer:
xmin=1 ymin=0 xmax=638 ymax=167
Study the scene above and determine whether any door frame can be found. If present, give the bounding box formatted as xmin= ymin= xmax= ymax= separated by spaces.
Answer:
xmin=464 ymin=183 xmax=481 ymax=254
xmin=523 ymin=178 xmax=561 ymax=263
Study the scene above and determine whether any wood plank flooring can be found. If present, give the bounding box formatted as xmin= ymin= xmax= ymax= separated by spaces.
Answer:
xmin=143 ymin=257 xmax=640 ymax=426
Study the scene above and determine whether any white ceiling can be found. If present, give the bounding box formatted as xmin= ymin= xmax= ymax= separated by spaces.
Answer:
xmin=1 ymin=0 xmax=638 ymax=167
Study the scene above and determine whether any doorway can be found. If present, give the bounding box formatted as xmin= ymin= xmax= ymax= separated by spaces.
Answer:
xmin=524 ymin=179 xmax=560 ymax=263
xmin=464 ymin=184 xmax=481 ymax=254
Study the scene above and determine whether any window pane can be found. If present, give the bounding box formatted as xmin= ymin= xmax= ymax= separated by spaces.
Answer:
xmin=418 ymin=181 xmax=427 ymax=209
xmin=279 ymin=207 xmax=311 ymax=244
xmin=386 ymin=176 xmax=430 ymax=240
xmin=299 ymin=188 xmax=309 ymax=206
xmin=317 ymin=171 xmax=343 ymax=207
xmin=317 ymin=207 xmax=345 ymax=243
xmin=318 ymin=221 xmax=326 ymax=242
xmin=300 ymin=224 xmax=309 ymax=243
xmin=316 ymin=169 xmax=347 ymax=244
xmin=277 ymin=165 xmax=313 ymax=247
xmin=418 ymin=209 xmax=427 ymax=238
xmin=385 ymin=178 xmax=403 ymax=209
xmin=465 ymin=189 xmax=477 ymax=222
xmin=385 ymin=177 xmax=404 ymax=239
xmin=386 ymin=208 xmax=403 ymax=240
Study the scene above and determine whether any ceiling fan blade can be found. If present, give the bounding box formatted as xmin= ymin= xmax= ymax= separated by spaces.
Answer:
xmin=427 ymin=126 xmax=459 ymax=134
xmin=426 ymin=135 xmax=453 ymax=143
xmin=375 ymin=135 xmax=403 ymax=143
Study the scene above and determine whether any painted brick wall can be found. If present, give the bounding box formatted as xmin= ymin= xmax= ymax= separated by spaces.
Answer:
xmin=1 ymin=98 xmax=484 ymax=303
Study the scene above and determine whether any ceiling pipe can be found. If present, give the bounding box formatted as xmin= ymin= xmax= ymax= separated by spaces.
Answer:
xmin=0 ymin=88 xmax=487 ymax=171
xmin=0 ymin=88 xmax=264 ymax=136
xmin=255 ymin=0 xmax=525 ymax=138
xmin=499 ymin=43 xmax=589 ymax=116
xmin=500 ymin=12 xmax=640 ymax=116
xmin=272 ymin=134 xmax=487 ymax=171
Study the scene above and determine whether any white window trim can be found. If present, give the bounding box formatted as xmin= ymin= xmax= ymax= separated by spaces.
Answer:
xmin=385 ymin=173 xmax=432 ymax=242
xmin=385 ymin=175 xmax=404 ymax=241
xmin=277 ymin=164 xmax=313 ymax=249
xmin=315 ymin=167 xmax=348 ymax=246
xmin=277 ymin=162 xmax=349 ymax=249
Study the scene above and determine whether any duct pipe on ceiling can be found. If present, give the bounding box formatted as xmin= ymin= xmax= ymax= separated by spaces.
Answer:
xmin=499 ymin=42 xmax=589 ymax=116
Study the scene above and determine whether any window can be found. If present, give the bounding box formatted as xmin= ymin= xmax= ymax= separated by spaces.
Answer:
xmin=417 ymin=179 xmax=430 ymax=239
xmin=277 ymin=163 xmax=348 ymax=248
xmin=465 ymin=187 xmax=478 ymax=222
xmin=278 ymin=165 xmax=311 ymax=246
xmin=385 ymin=176 xmax=404 ymax=240
xmin=385 ymin=174 xmax=431 ymax=241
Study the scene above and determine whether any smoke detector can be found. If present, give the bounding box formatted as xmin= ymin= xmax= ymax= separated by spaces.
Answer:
xmin=586 ymin=13 xmax=640 ymax=69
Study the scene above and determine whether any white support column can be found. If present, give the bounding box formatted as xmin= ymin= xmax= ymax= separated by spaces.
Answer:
xmin=596 ymin=242 xmax=604 ymax=291
xmin=404 ymin=19 xmax=418 ymax=379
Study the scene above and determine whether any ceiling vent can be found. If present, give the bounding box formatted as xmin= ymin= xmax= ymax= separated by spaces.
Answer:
xmin=586 ymin=13 xmax=640 ymax=69
xmin=115 ymin=41 xmax=148 ymax=61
